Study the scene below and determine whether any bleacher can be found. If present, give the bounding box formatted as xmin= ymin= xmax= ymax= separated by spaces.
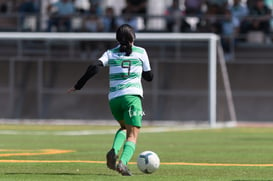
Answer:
xmin=1 ymin=0 xmax=273 ymax=122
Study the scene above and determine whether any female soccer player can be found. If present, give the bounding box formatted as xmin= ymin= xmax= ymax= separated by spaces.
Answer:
xmin=67 ymin=24 xmax=153 ymax=176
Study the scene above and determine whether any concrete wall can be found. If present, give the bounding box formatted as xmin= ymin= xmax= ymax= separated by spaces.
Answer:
xmin=1 ymin=41 xmax=273 ymax=122
xmin=0 ymin=62 xmax=273 ymax=122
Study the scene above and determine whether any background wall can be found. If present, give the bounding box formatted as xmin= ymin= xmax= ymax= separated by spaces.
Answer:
xmin=1 ymin=40 xmax=273 ymax=122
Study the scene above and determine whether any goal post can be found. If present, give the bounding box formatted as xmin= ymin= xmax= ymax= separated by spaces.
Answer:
xmin=0 ymin=32 xmax=237 ymax=127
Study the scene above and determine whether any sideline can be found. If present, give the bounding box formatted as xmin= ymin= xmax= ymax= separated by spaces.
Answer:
xmin=0 ymin=124 xmax=236 ymax=136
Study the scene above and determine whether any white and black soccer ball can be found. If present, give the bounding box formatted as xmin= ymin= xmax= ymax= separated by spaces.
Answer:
xmin=137 ymin=151 xmax=160 ymax=174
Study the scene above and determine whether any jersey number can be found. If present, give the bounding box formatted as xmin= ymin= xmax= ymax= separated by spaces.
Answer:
xmin=121 ymin=60 xmax=131 ymax=78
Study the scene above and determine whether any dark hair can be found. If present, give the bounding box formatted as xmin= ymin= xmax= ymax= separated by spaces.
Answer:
xmin=116 ymin=24 xmax=135 ymax=56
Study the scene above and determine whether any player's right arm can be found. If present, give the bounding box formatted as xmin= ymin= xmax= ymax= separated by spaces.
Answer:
xmin=67 ymin=60 xmax=103 ymax=93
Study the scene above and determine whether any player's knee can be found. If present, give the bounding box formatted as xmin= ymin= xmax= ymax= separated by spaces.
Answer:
xmin=127 ymin=135 xmax=137 ymax=144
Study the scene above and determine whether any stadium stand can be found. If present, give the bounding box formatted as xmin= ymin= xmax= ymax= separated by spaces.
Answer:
xmin=1 ymin=0 xmax=273 ymax=122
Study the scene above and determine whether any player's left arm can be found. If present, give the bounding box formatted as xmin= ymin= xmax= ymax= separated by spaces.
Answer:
xmin=141 ymin=49 xmax=153 ymax=82
xmin=142 ymin=71 xmax=153 ymax=82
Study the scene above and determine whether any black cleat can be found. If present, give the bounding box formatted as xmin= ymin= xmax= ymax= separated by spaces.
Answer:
xmin=106 ymin=149 xmax=118 ymax=170
xmin=116 ymin=161 xmax=132 ymax=176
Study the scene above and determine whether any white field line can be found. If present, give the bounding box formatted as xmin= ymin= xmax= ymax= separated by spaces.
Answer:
xmin=0 ymin=119 xmax=236 ymax=136
xmin=0 ymin=126 xmax=212 ymax=136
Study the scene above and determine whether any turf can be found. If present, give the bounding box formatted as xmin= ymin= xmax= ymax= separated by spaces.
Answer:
xmin=0 ymin=124 xmax=273 ymax=180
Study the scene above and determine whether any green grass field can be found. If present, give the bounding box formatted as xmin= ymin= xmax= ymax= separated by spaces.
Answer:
xmin=0 ymin=123 xmax=273 ymax=180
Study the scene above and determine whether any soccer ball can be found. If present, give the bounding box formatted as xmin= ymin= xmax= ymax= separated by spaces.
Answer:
xmin=137 ymin=151 xmax=160 ymax=174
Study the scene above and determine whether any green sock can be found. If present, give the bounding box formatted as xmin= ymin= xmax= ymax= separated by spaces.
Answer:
xmin=120 ymin=141 xmax=136 ymax=165
xmin=112 ymin=129 xmax=126 ymax=155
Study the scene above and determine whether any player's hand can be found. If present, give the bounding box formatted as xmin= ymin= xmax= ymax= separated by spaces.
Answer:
xmin=67 ymin=87 xmax=76 ymax=93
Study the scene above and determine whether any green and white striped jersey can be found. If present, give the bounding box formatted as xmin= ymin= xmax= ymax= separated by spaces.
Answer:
xmin=99 ymin=45 xmax=151 ymax=100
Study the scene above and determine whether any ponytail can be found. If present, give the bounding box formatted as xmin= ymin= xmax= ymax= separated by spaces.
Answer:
xmin=116 ymin=24 xmax=135 ymax=56
xmin=119 ymin=41 xmax=132 ymax=56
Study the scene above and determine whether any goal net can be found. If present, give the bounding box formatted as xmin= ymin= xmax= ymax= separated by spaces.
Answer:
xmin=0 ymin=32 xmax=237 ymax=128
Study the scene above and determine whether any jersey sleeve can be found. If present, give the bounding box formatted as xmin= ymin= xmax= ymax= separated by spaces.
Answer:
xmin=98 ymin=50 xmax=109 ymax=66
xmin=141 ymin=49 xmax=151 ymax=71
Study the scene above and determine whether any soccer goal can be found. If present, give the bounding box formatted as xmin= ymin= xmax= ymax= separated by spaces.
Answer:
xmin=0 ymin=32 xmax=237 ymax=128
xmin=136 ymin=33 xmax=237 ymax=128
